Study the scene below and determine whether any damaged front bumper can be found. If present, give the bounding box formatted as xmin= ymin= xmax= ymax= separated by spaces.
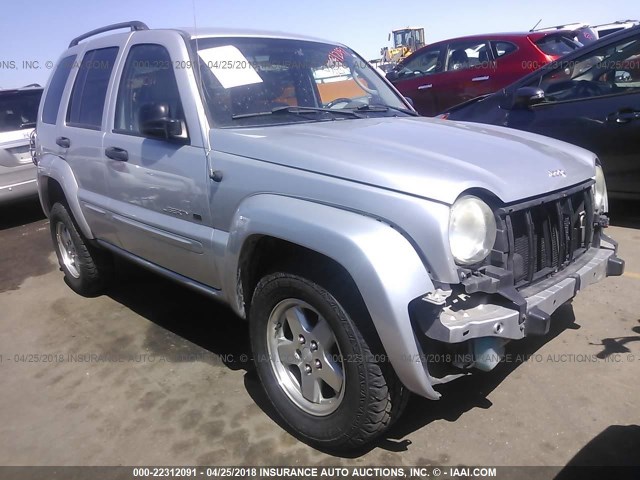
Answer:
xmin=423 ymin=244 xmax=623 ymax=346
xmin=414 ymin=230 xmax=623 ymax=377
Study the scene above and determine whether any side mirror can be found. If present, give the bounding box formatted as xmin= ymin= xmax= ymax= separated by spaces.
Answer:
xmin=615 ymin=70 xmax=632 ymax=83
xmin=386 ymin=70 xmax=399 ymax=82
xmin=404 ymin=96 xmax=414 ymax=107
xmin=139 ymin=103 xmax=183 ymax=140
xmin=511 ymin=87 xmax=545 ymax=110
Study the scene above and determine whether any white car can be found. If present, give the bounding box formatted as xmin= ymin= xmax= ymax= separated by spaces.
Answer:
xmin=535 ymin=20 xmax=640 ymax=45
xmin=0 ymin=85 xmax=42 ymax=204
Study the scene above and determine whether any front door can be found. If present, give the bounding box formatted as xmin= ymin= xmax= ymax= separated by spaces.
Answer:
xmin=391 ymin=45 xmax=445 ymax=116
xmin=506 ymin=35 xmax=640 ymax=198
xmin=103 ymin=32 xmax=219 ymax=287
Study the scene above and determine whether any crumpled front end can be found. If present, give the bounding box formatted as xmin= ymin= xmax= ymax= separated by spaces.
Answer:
xmin=412 ymin=180 xmax=624 ymax=376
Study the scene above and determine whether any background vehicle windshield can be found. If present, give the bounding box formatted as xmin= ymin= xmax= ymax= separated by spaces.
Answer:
xmin=0 ymin=90 xmax=42 ymax=133
xmin=192 ymin=37 xmax=410 ymax=127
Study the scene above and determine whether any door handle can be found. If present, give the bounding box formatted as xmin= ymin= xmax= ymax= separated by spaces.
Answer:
xmin=56 ymin=137 xmax=71 ymax=148
xmin=472 ymin=76 xmax=490 ymax=82
xmin=607 ymin=110 xmax=640 ymax=124
xmin=105 ymin=147 xmax=129 ymax=162
xmin=418 ymin=84 xmax=433 ymax=90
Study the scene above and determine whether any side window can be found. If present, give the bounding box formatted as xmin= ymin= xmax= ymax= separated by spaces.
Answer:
xmin=42 ymin=55 xmax=76 ymax=124
xmin=491 ymin=41 xmax=518 ymax=59
xmin=533 ymin=37 xmax=640 ymax=103
xmin=114 ymin=44 xmax=186 ymax=136
xmin=445 ymin=41 xmax=491 ymax=72
xmin=66 ymin=47 xmax=118 ymax=129
xmin=399 ymin=47 xmax=442 ymax=77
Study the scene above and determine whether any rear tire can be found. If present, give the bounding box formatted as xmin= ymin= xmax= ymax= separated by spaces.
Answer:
xmin=49 ymin=202 xmax=111 ymax=296
xmin=249 ymin=272 xmax=408 ymax=449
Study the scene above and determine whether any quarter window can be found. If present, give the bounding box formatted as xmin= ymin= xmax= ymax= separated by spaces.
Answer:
xmin=42 ymin=55 xmax=76 ymax=124
xmin=491 ymin=41 xmax=517 ymax=58
xmin=114 ymin=44 xmax=186 ymax=136
xmin=66 ymin=47 xmax=118 ymax=129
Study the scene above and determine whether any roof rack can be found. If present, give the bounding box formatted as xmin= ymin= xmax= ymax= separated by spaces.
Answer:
xmin=69 ymin=21 xmax=149 ymax=48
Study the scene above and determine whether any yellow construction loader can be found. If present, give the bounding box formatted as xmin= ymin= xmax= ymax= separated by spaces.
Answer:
xmin=381 ymin=27 xmax=425 ymax=64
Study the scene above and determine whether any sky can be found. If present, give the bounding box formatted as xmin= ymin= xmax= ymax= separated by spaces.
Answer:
xmin=0 ymin=0 xmax=636 ymax=88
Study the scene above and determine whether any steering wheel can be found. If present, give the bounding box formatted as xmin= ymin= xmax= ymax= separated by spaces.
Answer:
xmin=573 ymin=80 xmax=605 ymax=98
xmin=326 ymin=97 xmax=354 ymax=109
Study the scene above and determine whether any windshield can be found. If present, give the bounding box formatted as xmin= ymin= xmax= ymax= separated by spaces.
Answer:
xmin=0 ymin=90 xmax=42 ymax=133
xmin=192 ymin=37 xmax=411 ymax=127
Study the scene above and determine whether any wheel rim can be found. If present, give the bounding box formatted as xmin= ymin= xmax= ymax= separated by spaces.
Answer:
xmin=266 ymin=298 xmax=345 ymax=416
xmin=55 ymin=222 xmax=80 ymax=279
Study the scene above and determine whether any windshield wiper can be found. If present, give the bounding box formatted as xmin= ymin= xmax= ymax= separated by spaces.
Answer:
xmin=354 ymin=104 xmax=419 ymax=116
xmin=232 ymin=106 xmax=362 ymax=120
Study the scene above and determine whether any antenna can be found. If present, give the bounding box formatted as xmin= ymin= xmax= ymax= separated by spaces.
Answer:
xmin=191 ymin=0 xmax=211 ymax=155
xmin=530 ymin=19 xmax=542 ymax=32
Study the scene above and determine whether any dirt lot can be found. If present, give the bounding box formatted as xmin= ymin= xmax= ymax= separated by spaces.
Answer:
xmin=0 ymin=199 xmax=638 ymax=468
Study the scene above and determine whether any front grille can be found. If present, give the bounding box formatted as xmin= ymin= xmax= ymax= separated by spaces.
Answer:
xmin=492 ymin=184 xmax=594 ymax=287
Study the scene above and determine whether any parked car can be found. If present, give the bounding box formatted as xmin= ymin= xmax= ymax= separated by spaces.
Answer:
xmin=535 ymin=20 xmax=639 ymax=39
xmin=35 ymin=21 xmax=623 ymax=449
xmin=0 ymin=85 xmax=43 ymax=204
xmin=386 ymin=31 xmax=582 ymax=116
xmin=441 ymin=26 xmax=640 ymax=200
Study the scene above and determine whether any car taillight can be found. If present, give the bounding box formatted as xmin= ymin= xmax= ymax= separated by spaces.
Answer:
xmin=437 ymin=113 xmax=450 ymax=120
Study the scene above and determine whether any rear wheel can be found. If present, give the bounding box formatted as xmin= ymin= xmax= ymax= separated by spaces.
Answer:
xmin=250 ymin=272 xmax=408 ymax=449
xmin=49 ymin=202 xmax=111 ymax=295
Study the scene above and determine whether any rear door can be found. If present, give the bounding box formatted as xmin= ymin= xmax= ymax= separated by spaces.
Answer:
xmin=390 ymin=45 xmax=445 ymax=116
xmin=437 ymin=39 xmax=497 ymax=112
xmin=506 ymin=35 xmax=640 ymax=198
xmin=103 ymin=30 xmax=218 ymax=287
xmin=53 ymin=35 xmax=126 ymax=241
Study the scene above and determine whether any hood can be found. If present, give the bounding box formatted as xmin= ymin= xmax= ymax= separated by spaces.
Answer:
xmin=210 ymin=116 xmax=596 ymax=205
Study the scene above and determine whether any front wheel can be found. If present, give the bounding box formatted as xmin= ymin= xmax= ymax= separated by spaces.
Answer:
xmin=49 ymin=202 xmax=111 ymax=296
xmin=249 ymin=272 xmax=408 ymax=449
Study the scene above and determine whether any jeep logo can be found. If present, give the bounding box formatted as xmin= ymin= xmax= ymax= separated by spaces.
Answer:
xmin=548 ymin=169 xmax=567 ymax=178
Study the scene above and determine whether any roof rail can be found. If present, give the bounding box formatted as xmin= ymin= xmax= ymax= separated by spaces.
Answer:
xmin=69 ymin=21 xmax=149 ymax=48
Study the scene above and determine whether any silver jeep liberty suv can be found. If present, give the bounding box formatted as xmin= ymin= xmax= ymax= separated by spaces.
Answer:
xmin=34 ymin=21 xmax=624 ymax=449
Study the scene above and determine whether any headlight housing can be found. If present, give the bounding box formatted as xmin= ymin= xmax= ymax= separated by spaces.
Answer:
xmin=594 ymin=164 xmax=608 ymax=213
xmin=448 ymin=195 xmax=497 ymax=265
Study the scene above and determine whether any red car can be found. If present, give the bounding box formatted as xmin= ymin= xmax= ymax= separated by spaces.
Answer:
xmin=386 ymin=31 xmax=582 ymax=116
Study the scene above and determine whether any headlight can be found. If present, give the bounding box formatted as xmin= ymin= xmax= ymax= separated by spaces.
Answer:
xmin=594 ymin=164 xmax=608 ymax=213
xmin=449 ymin=195 xmax=497 ymax=265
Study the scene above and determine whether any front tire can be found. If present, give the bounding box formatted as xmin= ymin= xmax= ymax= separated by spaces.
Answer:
xmin=49 ymin=202 xmax=110 ymax=296
xmin=250 ymin=272 xmax=407 ymax=449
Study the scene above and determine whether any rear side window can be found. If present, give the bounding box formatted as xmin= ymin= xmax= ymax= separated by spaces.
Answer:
xmin=535 ymin=35 xmax=580 ymax=56
xmin=42 ymin=55 xmax=76 ymax=124
xmin=445 ymin=41 xmax=492 ymax=71
xmin=0 ymin=90 xmax=42 ymax=132
xmin=66 ymin=47 xmax=119 ymax=129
